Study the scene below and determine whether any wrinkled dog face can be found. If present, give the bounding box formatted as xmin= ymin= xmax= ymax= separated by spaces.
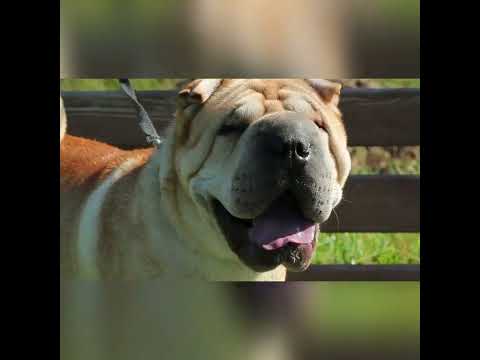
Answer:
xmin=173 ymin=79 xmax=351 ymax=273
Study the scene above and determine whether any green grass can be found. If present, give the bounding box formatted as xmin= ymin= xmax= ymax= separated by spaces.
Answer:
xmin=349 ymin=147 xmax=420 ymax=175
xmin=313 ymin=233 xmax=420 ymax=265
xmin=60 ymin=79 xmax=180 ymax=91
xmin=352 ymin=159 xmax=420 ymax=175
xmin=60 ymin=78 xmax=420 ymax=265
xmin=60 ymin=78 xmax=421 ymax=91
xmin=376 ymin=79 xmax=420 ymax=88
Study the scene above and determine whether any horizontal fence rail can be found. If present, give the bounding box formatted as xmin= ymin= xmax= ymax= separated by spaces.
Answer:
xmin=287 ymin=264 xmax=419 ymax=281
xmin=61 ymin=88 xmax=421 ymax=281
xmin=61 ymin=88 xmax=420 ymax=147
xmin=323 ymin=175 xmax=419 ymax=232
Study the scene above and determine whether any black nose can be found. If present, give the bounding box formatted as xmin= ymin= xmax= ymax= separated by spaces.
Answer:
xmin=263 ymin=134 xmax=311 ymax=168
xmin=253 ymin=111 xmax=319 ymax=169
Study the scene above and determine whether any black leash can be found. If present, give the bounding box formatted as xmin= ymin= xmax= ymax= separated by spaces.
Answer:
xmin=118 ymin=79 xmax=162 ymax=148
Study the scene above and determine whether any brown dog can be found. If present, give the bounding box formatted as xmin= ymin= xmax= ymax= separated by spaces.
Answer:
xmin=60 ymin=79 xmax=351 ymax=280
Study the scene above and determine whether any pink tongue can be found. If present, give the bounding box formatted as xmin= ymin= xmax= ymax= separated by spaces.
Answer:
xmin=248 ymin=202 xmax=316 ymax=251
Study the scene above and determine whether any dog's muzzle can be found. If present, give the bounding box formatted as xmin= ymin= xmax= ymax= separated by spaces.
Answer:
xmin=213 ymin=111 xmax=339 ymax=272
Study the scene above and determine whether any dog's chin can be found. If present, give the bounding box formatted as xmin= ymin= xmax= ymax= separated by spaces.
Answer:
xmin=212 ymin=192 xmax=318 ymax=273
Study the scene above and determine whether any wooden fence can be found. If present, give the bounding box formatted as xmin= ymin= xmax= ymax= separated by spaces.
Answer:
xmin=61 ymin=87 xmax=420 ymax=281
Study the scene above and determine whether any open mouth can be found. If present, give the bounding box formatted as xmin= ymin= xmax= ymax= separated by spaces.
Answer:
xmin=213 ymin=192 xmax=318 ymax=273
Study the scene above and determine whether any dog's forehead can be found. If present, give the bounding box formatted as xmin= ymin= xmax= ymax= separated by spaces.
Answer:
xmin=219 ymin=79 xmax=313 ymax=98
xmin=209 ymin=79 xmax=322 ymax=115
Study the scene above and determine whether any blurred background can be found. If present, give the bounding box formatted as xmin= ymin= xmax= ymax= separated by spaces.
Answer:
xmin=61 ymin=281 xmax=419 ymax=360
xmin=60 ymin=0 xmax=419 ymax=78
xmin=60 ymin=78 xmax=420 ymax=267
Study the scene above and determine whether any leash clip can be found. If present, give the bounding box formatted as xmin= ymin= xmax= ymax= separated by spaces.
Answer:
xmin=146 ymin=135 xmax=162 ymax=147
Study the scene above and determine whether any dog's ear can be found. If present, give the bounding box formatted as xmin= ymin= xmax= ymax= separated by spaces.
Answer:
xmin=305 ymin=79 xmax=342 ymax=107
xmin=161 ymin=79 xmax=224 ymax=192
xmin=177 ymin=79 xmax=223 ymax=108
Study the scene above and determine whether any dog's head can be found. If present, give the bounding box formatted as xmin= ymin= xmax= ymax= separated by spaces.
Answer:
xmin=160 ymin=79 xmax=351 ymax=273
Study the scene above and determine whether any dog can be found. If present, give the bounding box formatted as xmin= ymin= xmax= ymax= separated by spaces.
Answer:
xmin=60 ymin=79 xmax=351 ymax=280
